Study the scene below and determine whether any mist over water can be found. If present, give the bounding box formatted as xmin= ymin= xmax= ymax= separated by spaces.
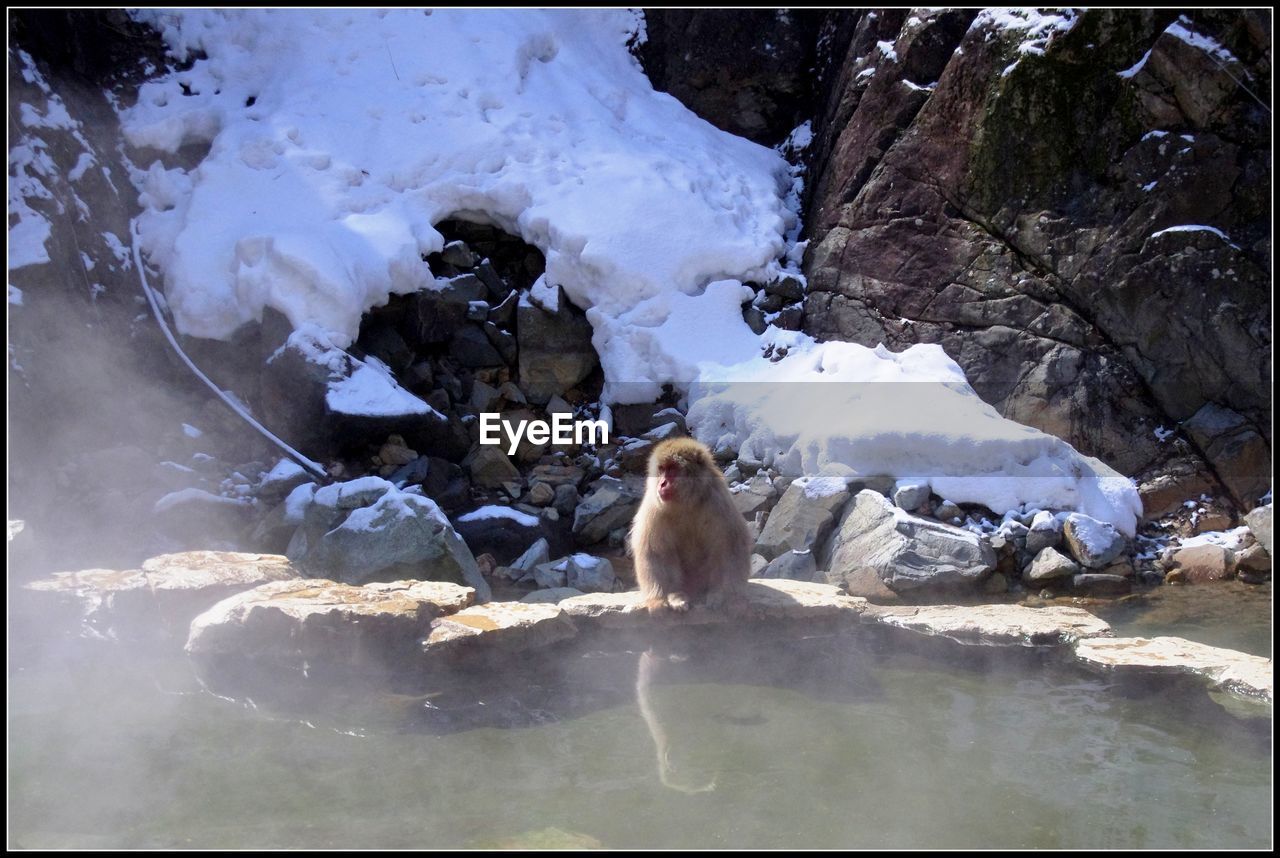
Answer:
xmin=8 ymin=616 xmax=1271 ymax=850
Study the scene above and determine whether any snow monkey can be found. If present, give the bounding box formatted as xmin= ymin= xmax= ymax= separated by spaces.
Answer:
xmin=629 ymin=437 xmax=753 ymax=613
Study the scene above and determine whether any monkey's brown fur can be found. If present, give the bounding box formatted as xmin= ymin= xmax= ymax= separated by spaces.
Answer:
xmin=629 ymin=437 xmax=753 ymax=613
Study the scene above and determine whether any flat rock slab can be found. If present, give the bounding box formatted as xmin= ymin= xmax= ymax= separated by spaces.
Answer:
xmin=1074 ymin=636 xmax=1273 ymax=702
xmin=558 ymin=579 xmax=869 ymax=628
xmin=865 ymin=603 xmax=1113 ymax=646
xmin=189 ymin=578 xmax=475 ymax=671
xmin=425 ymin=602 xmax=578 ymax=654
xmin=25 ymin=551 xmax=300 ymax=639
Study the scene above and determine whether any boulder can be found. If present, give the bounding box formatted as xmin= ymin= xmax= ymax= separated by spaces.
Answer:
xmin=25 ymin=551 xmax=299 ymax=641
xmin=1062 ymin=514 xmax=1127 ymax=569
xmin=1023 ymin=547 xmax=1079 ymax=584
xmin=1074 ymin=636 xmax=1272 ymax=702
xmin=826 ymin=490 xmax=996 ymax=593
xmin=287 ymin=478 xmax=488 ymax=599
xmin=187 ymin=578 xmax=474 ymax=677
xmin=572 ymin=477 xmax=643 ymax=545
xmin=754 ymin=476 xmax=851 ymax=560
xmin=1167 ymin=543 xmax=1231 ymax=583
xmin=516 ymin=290 xmax=598 ymax=404
xmin=1244 ymin=503 xmax=1272 ymax=556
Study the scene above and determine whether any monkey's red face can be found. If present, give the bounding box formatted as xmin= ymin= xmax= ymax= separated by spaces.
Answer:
xmin=656 ymin=462 xmax=682 ymax=503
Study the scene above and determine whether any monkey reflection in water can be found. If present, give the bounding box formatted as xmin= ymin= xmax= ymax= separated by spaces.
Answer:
xmin=635 ymin=648 xmax=719 ymax=794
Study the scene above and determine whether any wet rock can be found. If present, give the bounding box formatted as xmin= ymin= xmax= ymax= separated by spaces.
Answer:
xmin=424 ymin=602 xmax=577 ymax=655
xmin=867 ymin=603 xmax=1112 ymax=646
xmin=1244 ymin=503 xmax=1272 ymax=556
xmin=1168 ymin=543 xmax=1231 ymax=583
xmin=755 ymin=476 xmax=851 ymax=560
xmin=1232 ymin=543 xmax=1271 ymax=583
xmin=1023 ymin=547 xmax=1080 ymax=584
xmin=827 ymin=490 xmax=996 ymax=593
xmin=25 ymin=551 xmax=299 ymax=641
xmin=188 ymin=578 xmax=473 ymax=677
xmin=1074 ymin=636 xmax=1272 ymax=702
xmin=1062 ymin=514 xmax=1127 ymax=569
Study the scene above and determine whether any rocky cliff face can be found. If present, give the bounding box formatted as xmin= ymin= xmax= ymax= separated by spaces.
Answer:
xmin=641 ymin=8 xmax=1271 ymax=511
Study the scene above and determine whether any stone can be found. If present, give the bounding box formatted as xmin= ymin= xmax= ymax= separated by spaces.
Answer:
xmin=424 ymin=602 xmax=577 ymax=654
xmin=534 ymin=554 xmax=616 ymax=593
xmin=527 ymin=481 xmax=555 ymax=506
xmin=468 ymin=447 xmax=521 ymax=488
xmin=188 ymin=578 xmax=474 ymax=675
xmin=377 ymin=435 xmax=419 ymax=467
xmin=730 ymin=472 xmax=779 ymax=517
xmin=1074 ymin=636 xmax=1272 ymax=702
xmin=517 ymin=293 xmax=598 ymax=404
xmin=867 ymin=603 xmax=1112 ymax=646
xmin=1023 ymin=547 xmax=1079 ymax=583
xmin=1232 ymin=543 xmax=1271 ymax=583
xmin=1192 ymin=509 xmax=1234 ymax=534
xmin=450 ymin=326 xmax=503 ymax=367
xmin=826 ymin=490 xmax=996 ymax=593
xmin=520 ymin=587 xmax=585 ymax=604
xmin=453 ymin=506 xmax=543 ymax=566
xmin=25 ymin=551 xmax=300 ymax=641
xmin=760 ymin=549 xmax=819 ymax=582
xmin=1244 ymin=504 xmax=1272 ymax=556
xmin=1168 ymin=543 xmax=1231 ymax=583
xmin=440 ymin=239 xmax=477 ymax=268
xmin=839 ymin=566 xmax=898 ymax=602
xmin=1183 ymin=404 xmax=1271 ymax=510
xmin=553 ymin=483 xmax=579 ymax=516
xmin=892 ymin=482 xmax=930 ymax=512
xmin=572 ymin=477 xmax=643 ymax=545
xmin=933 ymin=500 xmax=963 ymax=523
xmin=1025 ymin=510 xmax=1062 ymax=554
xmin=287 ymin=478 xmax=488 ymax=599
xmin=470 ymin=379 xmax=501 ymax=411
xmin=754 ymin=476 xmax=851 ymax=560
xmin=1062 ymin=514 xmax=1127 ymax=569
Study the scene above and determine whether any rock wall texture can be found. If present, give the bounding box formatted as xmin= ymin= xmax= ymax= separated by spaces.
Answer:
xmin=641 ymin=8 xmax=1271 ymax=510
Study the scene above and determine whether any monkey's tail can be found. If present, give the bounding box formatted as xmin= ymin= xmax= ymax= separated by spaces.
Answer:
xmin=129 ymin=219 xmax=329 ymax=483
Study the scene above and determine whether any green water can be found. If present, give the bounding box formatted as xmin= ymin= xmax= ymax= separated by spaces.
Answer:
xmin=7 ymin=620 xmax=1272 ymax=850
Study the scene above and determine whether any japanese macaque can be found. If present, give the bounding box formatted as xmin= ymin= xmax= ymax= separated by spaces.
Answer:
xmin=629 ymin=437 xmax=753 ymax=613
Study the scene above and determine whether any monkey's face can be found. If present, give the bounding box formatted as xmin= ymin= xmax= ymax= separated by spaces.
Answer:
xmin=656 ymin=461 xmax=682 ymax=504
